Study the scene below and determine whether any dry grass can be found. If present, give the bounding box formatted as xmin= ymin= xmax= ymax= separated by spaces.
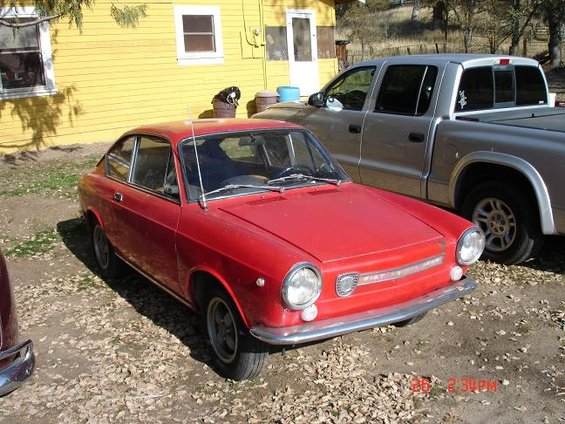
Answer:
xmin=339 ymin=5 xmax=550 ymax=63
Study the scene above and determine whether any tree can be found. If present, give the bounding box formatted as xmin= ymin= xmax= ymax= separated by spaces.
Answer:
xmin=542 ymin=0 xmax=565 ymax=67
xmin=0 ymin=0 xmax=147 ymax=28
xmin=448 ymin=0 xmax=488 ymax=52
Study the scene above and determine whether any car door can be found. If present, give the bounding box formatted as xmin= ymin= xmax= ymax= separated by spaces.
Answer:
xmin=359 ymin=64 xmax=440 ymax=198
xmin=292 ymin=65 xmax=378 ymax=180
xmin=110 ymin=135 xmax=181 ymax=292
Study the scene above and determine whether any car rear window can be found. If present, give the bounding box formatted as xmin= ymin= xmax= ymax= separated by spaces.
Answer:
xmin=516 ymin=65 xmax=547 ymax=105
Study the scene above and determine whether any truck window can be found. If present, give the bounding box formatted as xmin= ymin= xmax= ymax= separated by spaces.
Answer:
xmin=325 ymin=66 xmax=376 ymax=111
xmin=375 ymin=65 xmax=438 ymax=116
xmin=494 ymin=69 xmax=514 ymax=103
xmin=516 ymin=66 xmax=547 ymax=105
xmin=456 ymin=67 xmax=494 ymax=111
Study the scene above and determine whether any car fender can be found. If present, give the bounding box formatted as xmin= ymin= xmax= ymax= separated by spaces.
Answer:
xmin=85 ymin=207 xmax=105 ymax=229
xmin=449 ymin=151 xmax=556 ymax=234
xmin=185 ymin=264 xmax=251 ymax=328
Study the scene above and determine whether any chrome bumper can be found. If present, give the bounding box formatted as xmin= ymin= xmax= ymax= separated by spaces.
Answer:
xmin=0 ymin=339 xmax=35 ymax=396
xmin=250 ymin=277 xmax=477 ymax=345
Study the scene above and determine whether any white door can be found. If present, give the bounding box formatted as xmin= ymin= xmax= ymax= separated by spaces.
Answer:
xmin=286 ymin=10 xmax=319 ymax=96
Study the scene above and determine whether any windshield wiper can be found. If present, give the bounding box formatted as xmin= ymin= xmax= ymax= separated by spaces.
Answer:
xmin=199 ymin=184 xmax=284 ymax=203
xmin=268 ymin=173 xmax=342 ymax=186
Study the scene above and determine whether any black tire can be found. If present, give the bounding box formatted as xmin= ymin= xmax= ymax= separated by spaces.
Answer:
xmin=204 ymin=287 xmax=268 ymax=381
xmin=461 ymin=183 xmax=545 ymax=265
xmin=394 ymin=312 xmax=427 ymax=327
xmin=90 ymin=221 xmax=125 ymax=279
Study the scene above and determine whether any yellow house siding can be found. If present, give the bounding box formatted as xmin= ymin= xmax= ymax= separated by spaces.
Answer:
xmin=0 ymin=0 xmax=337 ymax=153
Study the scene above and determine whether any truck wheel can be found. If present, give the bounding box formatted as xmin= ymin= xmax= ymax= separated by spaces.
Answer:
xmin=461 ymin=183 xmax=544 ymax=264
xmin=91 ymin=222 xmax=125 ymax=278
xmin=204 ymin=287 xmax=268 ymax=381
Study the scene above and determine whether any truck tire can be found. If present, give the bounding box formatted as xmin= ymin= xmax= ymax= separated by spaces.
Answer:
xmin=461 ymin=183 xmax=544 ymax=265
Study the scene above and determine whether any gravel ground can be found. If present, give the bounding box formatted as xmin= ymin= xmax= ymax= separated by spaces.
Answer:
xmin=0 ymin=141 xmax=564 ymax=423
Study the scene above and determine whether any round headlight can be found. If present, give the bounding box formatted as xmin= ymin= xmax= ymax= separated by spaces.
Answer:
xmin=281 ymin=263 xmax=322 ymax=310
xmin=457 ymin=228 xmax=485 ymax=265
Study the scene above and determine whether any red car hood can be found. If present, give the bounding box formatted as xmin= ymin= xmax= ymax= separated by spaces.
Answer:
xmin=217 ymin=185 xmax=444 ymax=263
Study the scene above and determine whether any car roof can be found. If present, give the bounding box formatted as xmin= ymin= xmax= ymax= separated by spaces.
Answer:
xmin=353 ymin=53 xmax=540 ymax=68
xmin=123 ymin=118 xmax=305 ymax=146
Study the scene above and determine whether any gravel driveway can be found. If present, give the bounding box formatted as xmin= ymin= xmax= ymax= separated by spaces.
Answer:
xmin=0 ymin=143 xmax=563 ymax=424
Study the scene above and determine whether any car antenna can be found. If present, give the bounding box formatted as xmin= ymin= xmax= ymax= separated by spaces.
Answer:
xmin=188 ymin=106 xmax=208 ymax=210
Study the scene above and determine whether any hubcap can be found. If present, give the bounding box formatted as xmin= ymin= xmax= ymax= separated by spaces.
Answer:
xmin=207 ymin=297 xmax=238 ymax=364
xmin=93 ymin=225 xmax=110 ymax=269
xmin=472 ymin=198 xmax=516 ymax=252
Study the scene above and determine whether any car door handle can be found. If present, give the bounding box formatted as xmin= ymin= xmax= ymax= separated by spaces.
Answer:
xmin=408 ymin=132 xmax=425 ymax=143
xmin=113 ymin=192 xmax=123 ymax=202
xmin=349 ymin=124 xmax=362 ymax=134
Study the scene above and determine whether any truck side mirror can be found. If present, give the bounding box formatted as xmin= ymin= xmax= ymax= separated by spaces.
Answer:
xmin=308 ymin=92 xmax=325 ymax=107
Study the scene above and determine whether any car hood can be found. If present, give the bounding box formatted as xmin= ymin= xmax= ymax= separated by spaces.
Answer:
xmin=217 ymin=185 xmax=444 ymax=263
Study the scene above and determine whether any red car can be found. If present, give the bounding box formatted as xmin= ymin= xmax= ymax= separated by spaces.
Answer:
xmin=0 ymin=248 xmax=35 ymax=395
xmin=78 ymin=119 xmax=484 ymax=380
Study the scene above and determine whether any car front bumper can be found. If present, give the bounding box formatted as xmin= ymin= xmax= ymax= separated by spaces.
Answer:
xmin=250 ymin=277 xmax=477 ymax=345
xmin=0 ymin=339 xmax=35 ymax=396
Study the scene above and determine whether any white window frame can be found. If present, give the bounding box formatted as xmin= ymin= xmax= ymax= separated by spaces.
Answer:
xmin=173 ymin=5 xmax=224 ymax=66
xmin=0 ymin=6 xmax=56 ymax=99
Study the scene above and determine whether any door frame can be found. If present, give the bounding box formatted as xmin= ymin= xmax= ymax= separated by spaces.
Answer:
xmin=285 ymin=9 xmax=319 ymax=96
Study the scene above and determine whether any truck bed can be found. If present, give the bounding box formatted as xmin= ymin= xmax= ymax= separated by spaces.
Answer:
xmin=458 ymin=107 xmax=565 ymax=132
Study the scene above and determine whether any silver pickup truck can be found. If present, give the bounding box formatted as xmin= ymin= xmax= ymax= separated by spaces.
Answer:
xmin=254 ymin=54 xmax=565 ymax=264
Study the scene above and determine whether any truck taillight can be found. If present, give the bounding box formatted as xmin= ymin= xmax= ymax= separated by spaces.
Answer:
xmin=497 ymin=58 xmax=511 ymax=65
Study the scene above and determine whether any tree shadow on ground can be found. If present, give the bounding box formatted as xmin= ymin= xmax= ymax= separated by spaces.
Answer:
xmin=56 ymin=217 xmax=215 ymax=371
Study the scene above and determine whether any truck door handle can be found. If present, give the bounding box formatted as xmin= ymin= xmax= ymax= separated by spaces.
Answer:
xmin=408 ymin=132 xmax=425 ymax=143
xmin=349 ymin=124 xmax=362 ymax=134
xmin=113 ymin=192 xmax=123 ymax=202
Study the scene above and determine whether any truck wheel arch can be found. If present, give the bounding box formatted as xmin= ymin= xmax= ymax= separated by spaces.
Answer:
xmin=449 ymin=152 xmax=556 ymax=235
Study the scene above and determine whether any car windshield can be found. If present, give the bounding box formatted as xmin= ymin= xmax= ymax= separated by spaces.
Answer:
xmin=179 ymin=129 xmax=348 ymax=202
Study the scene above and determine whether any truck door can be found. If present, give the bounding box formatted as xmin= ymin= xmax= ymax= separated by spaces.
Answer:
xmin=295 ymin=65 xmax=377 ymax=181
xmin=359 ymin=64 xmax=439 ymax=198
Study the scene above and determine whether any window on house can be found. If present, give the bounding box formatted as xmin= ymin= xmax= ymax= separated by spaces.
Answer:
xmin=173 ymin=5 xmax=224 ymax=66
xmin=266 ymin=27 xmax=288 ymax=61
xmin=316 ymin=26 xmax=335 ymax=59
xmin=0 ymin=7 xmax=56 ymax=99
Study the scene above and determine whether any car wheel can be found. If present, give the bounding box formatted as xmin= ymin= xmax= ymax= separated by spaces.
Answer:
xmin=204 ymin=288 xmax=268 ymax=381
xmin=461 ymin=183 xmax=544 ymax=265
xmin=394 ymin=312 xmax=427 ymax=327
xmin=91 ymin=222 xmax=125 ymax=278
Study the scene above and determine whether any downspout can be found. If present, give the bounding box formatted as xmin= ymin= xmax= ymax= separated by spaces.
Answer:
xmin=259 ymin=0 xmax=267 ymax=90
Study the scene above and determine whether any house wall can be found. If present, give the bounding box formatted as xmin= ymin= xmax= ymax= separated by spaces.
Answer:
xmin=0 ymin=0 xmax=337 ymax=154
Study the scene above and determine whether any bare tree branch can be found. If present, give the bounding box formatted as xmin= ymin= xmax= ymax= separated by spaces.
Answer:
xmin=0 ymin=14 xmax=61 ymax=28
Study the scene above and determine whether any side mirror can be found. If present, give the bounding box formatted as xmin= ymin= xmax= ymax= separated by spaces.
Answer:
xmin=307 ymin=92 xmax=325 ymax=107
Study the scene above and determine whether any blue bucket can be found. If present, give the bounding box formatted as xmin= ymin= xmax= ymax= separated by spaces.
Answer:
xmin=277 ymin=86 xmax=300 ymax=102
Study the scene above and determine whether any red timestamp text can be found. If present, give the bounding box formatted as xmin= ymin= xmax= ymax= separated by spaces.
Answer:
xmin=411 ymin=377 xmax=498 ymax=393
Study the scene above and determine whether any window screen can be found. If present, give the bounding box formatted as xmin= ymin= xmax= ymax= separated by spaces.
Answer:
xmin=317 ymin=26 xmax=335 ymax=59
xmin=182 ymin=15 xmax=215 ymax=52
xmin=266 ymin=27 xmax=288 ymax=60
xmin=0 ymin=18 xmax=45 ymax=90
xmin=375 ymin=65 xmax=438 ymax=116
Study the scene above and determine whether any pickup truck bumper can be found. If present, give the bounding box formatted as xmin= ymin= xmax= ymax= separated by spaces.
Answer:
xmin=250 ymin=277 xmax=476 ymax=345
xmin=0 ymin=339 xmax=35 ymax=396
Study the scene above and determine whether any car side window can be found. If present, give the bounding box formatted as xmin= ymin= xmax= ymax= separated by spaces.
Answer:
xmin=107 ymin=137 xmax=135 ymax=181
xmin=375 ymin=65 xmax=438 ymax=116
xmin=325 ymin=66 xmax=376 ymax=111
xmin=132 ymin=136 xmax=179 ymax=199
